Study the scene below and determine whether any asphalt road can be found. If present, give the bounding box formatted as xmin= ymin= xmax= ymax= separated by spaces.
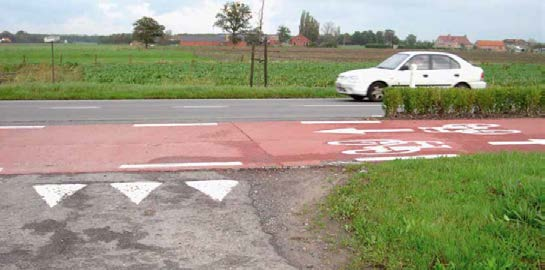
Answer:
xmin=0 ymin=99 xmax=384 ymax=125
xmin=0 ymin=168 xmax=345 ymax=269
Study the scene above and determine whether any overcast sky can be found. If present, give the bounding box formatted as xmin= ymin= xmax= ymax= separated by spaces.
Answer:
xmin=1 ymin=0 xmax=544 ymax=41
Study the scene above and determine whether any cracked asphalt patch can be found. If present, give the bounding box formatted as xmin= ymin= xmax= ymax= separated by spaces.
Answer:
xmin=0 ymin=168 xmax=349 ymax=269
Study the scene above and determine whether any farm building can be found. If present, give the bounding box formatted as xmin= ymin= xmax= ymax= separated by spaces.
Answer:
xmin=503 ymin=39 xmax=529 ymax=52
xmin=267 ymin=35 xmax=280 ymax=46
xmin=475 ymin=40 xmax=506 ymax=52
xmin=0 ymin=37 xmax=12 ymax=43
xmin=434 ymin=35 xmax=472 ymax=49
xmin=179 ymin=34 xmax=246 ymax=47
xmin=290 ymin=35 xmax=311 ymax=47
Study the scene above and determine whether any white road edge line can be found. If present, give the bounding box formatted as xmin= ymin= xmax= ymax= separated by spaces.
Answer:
xmin=371 ymin=115 xmax=385 ymax=118
xmin=119 ymin=162 xmax=243 ymax=169
xmin=356 ymin=154 xmax=459 ymax=162
xmin=44 ymin=106 xmax=101 ymax=110
xmin=0 ymin=126 xmax=45 ymax=129
xmin=302 ymin=104 xmax=382 ymax=107
xmin=489 ymin=139 xmax=545 ymax=146
xmin=174 ymin=106 xmax=228 ymax=109
xmin=301 ymin=121 xmax=381 ymax=124
xmin=133 ymin=123 xmax=218 ymax=127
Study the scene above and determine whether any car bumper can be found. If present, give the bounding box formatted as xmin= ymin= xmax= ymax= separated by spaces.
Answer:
xmin=335 ymin=81 xmax=367 ymax=95
xmin=468 ymin=81 xmax=487 ymax=89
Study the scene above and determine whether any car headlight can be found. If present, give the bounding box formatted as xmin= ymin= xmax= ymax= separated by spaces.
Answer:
xmin=339 ymin=75 xmax=360 ymax=84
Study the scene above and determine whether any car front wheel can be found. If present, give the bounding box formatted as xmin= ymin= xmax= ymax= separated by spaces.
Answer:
xmin=368 ymin=82 xmax=386 ymax=102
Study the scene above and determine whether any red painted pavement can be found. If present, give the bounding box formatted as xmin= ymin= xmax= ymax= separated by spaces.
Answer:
xmin=0 ymin=119 xmax=543 ymax=175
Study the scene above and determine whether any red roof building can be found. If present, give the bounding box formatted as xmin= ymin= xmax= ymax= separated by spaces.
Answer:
xmin=434 ymin=35 xmax=473 ymax=49
xmin=475 ymin=40 xmax=506 ymax=52
xmin=289 ymin=35 xmax=310 ymax=47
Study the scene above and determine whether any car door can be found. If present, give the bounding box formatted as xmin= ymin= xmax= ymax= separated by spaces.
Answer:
xmin=397 ymin=54 xmax=432 ymax=87
xmin=428 ymin=55 xmax=462 ymax=87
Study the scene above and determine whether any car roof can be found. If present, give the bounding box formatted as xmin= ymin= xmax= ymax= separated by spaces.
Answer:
xmin=396 ymin=51 xmax=458 ymax=57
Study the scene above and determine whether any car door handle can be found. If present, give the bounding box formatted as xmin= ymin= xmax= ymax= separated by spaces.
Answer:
xmin=423 ymin=74 xmax=429 ymax=78
xmin=454 ymin=74 xmax=460 ymax=77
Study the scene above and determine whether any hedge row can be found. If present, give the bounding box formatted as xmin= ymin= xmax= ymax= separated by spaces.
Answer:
xmin=383 ymin=86 xmax=545 ymax=117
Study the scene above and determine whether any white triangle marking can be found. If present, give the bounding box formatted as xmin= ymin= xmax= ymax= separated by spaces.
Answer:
xmin=110 ymin=182 xmax=162 ymax=205
xmin=33 ymin=184 xmax=87 ymax=208
xmin=186 ymin=180 xmax=239 ymax=202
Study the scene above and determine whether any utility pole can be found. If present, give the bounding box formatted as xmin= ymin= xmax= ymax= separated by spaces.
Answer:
xmin=44 ymin=36 xmax=60 ymax=83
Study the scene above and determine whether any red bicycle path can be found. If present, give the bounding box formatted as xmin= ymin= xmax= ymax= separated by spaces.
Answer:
xmin=0 ymin=118 xmax=543 ymax=175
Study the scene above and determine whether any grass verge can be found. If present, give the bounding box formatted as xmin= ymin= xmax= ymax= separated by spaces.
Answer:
xmin=0 ymin=82 xmax=341 ymax=100
xmin=326 ymin=152 xmax=544 ymax=269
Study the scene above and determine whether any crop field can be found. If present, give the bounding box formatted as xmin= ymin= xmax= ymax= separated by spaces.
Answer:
xmin=0 ymin=44 xmax=544 ymax=99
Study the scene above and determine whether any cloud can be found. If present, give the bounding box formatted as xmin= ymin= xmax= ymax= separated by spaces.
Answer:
xmin=0 ymin=0 xmax=543 ymax=41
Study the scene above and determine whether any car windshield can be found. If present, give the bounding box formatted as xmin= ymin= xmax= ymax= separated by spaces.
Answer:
xmin=377 ymin=53 xmax=410 ymax=69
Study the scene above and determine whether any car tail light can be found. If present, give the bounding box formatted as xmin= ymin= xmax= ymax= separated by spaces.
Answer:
xmin=481 ymin=72 xmax=485 ymax=81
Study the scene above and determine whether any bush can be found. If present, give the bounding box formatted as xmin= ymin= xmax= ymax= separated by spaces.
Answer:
xmin=383 ymin=86 xmax=545 ymax=118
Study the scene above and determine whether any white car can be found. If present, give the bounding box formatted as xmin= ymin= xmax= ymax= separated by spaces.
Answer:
xmin=335 ymin=51 xmax=487 ymax=102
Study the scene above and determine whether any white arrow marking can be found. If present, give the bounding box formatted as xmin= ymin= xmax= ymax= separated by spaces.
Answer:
xmin=186 ymin=180 xmax=239 ymax=202
xmin=355 ymin=154 xmax=459 ymax=162
xmin=316 ymin=128 xmax=414 ymax=135
xmin=301 ymin=121 xmax=381 ymax=124
xmin=111 ymin=182 xmax=162 ymax=205
xmin=33 ymin=184 xmax=87 ymax=208
xmin=489 ymin=139 xmax=545 ymax=146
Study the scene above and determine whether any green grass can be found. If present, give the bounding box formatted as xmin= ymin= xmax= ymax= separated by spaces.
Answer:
xmin=326 ymin=152 xmax=544 ymax=269
xmin=0 ymin=82 xmax=341 ymax=100
xmin=0 ymin=44 xmax=198 ymax=65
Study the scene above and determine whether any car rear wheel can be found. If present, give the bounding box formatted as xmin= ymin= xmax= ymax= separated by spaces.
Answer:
xmin=454 ymin=82 xmax=471 ymax=89
xmin=350 ymin=95 xmax=365 ymax=101
xmin=368 ymin=82 xmax=386 ymax=102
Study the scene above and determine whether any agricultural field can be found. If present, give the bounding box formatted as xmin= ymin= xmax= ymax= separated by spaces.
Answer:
xmin=0 ymin=44 xmax=544 ymax=99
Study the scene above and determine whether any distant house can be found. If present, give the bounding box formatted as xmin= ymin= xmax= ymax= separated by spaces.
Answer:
xmin=434 ymin=35 xmax=472 ymax=49
xmin=0 ymin=37 xmax=12 ymax=43
xmin=129 ymin=41 xmax=144 ymax=47
xmin=179 ymin=34 xmax=247 ymax=47
xmin=267 ymin=35 xmax=280 ymax=46
xmin=503 ymin=39 xmax=529 ymax=52
xmin=290 ymin=35 xmax=310 ymax=47
xmin=475 ymin=40 xmax=506 ymax=52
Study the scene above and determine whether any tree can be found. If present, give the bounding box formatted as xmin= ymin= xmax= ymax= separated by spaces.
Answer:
xmin=214 ymin=1 xmax=252 ymax=44
xmin=405 ymin=34 xmax=417 ymax=47
xmin=320 ymin=22 xmax=340 ymax=47
xmin=384 ymin=29 xmax=398 ymax=46
xmin=299 ymin=10 xmax=320 ymax=42
xmin=245 ymin=27 xmax=264 ymax=46
xmin=362 ymin=30 xmax=376 ymax=45
xmin=375 ymin=31 xmax=385 ymax=44
xmin=132 ymin=17 xmax=165 ymax=48
xmin=277 ymin=25 xmax=291 ymax=43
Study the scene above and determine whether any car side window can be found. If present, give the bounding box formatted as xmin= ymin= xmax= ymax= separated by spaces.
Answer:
xmin=432 ymin=55 xmax=461 ymax=70
xmin=405 ymin=55 xmax=431 ymax=70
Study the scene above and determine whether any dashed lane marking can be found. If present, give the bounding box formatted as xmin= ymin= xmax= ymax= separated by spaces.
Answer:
xmin=355 ymin=154 xmax=459 ymax=162
xmin=33 ymin=184 xmax=87 ymax=208
xmin=173 ymin=106 xmax=228 ymax=109
xmin=0 ymin=126 xmax=45 ymax=130
xmin=119 ymin=162 xmax=243 ymax=170
xmin=133 ymin=123 xmax=218 ymax=127
xmin=186 ymin=180 xmax=239 ymax=202
xmin=301 ymin=121 xmax=381 ymax=124
xmin=489 ymin=139 xmax=545 ymax=146
xmin=0 ymin=168 xmax=3 ymax=173
xmin=43 ymin=106 xmax=101 ymax=110
xmin=110 ymin=182 xmax=162 ymax=205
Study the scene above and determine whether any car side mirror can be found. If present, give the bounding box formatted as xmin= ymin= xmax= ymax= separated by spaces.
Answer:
xmin=399 ymin=65 xmax=409 ymax=71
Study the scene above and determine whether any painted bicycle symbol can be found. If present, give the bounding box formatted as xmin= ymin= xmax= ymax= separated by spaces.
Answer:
xmin=328 ymin=139 xmax=452 ymax=155
xmin=418 ymin=124 xmax=521 ymax=135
